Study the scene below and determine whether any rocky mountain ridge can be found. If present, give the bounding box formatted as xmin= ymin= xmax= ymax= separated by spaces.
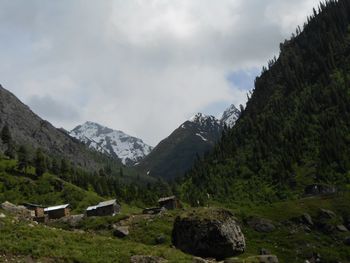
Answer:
xmin=70 ymin=121 xmax=153 ymax=166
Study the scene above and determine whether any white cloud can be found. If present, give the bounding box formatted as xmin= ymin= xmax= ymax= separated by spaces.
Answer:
xmin=0 ymin=0 xmax=320 ymax=145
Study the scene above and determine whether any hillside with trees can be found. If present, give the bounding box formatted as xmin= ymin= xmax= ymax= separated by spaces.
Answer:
xmin=181 ymin=0 xmax=350 ymax=205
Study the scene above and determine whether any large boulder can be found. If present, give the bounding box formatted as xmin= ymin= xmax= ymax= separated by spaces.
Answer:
xmin=172 ymin=208 xmax=245 ymax=260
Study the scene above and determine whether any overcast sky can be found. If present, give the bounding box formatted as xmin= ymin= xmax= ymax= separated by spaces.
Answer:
xmin=0 ymin=0 xmax=320 ymax=146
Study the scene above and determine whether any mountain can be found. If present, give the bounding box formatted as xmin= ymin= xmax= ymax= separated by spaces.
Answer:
xmin=181 ymin=0 xmax=350 ymax=205
xmin=137 ymin=113 xmax=224 ymax=181
xmin=0 ymin=85 xmax=116 ymax=170
xmin=70 ymin=121 xmax=153 ymax=166
xmin=221 ymin=104 xmax=241 ymax=128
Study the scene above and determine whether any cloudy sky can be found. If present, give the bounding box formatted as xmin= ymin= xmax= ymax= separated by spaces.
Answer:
xmin=0 ymin=0 xmax=320 ymax=146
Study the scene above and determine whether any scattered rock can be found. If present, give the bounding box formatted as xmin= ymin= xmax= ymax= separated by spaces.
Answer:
xmin=155 ymin=235 xmax=166 ymax=244
xmin=304 ymin=184 xmax=336 ymax=196
xmin=319 ymin=209 xmax=336 ymax=219
xmin=0 ymin=213 xmax=6 ymax=218
xmin=130 ymin=255 xmax=168 ymax=263
xmin=1 ymin=201 xmax=31 ymax=219
xmin=143 ymin=207 xmax=165 ymax=215
xmin=303 ymin=226 xmax=312 ymax=233
xmin=113 ymin=226 xmax=129 ymax=238
xmin=260 ymin=248 xmax=270 ymax=255
xmin=306 ymin=252 xmax=321 ymax=263
xmin=319 ymin=223 xmax=335 ymax=234
xmin=344 ymin=237 xmax=350 ymax=246
xmin=59 ymin=214 xmax=84 ymax=227
xmin=302 ymin=213 xmax=313 ymax=226
xmin=248 ymin=218 xmax=275 ymax=233
xmin=228 ymin=255 xmax=278 ymax=263
xmin=192 ymin=257 xmax=217 ymax=263
xmin=344 ymin=218 xmax=350 ymax=230
xmin=172 ymin=208 xmax=245 ymax=260
xmin=336 ymin=225 xmax=348 ymax=232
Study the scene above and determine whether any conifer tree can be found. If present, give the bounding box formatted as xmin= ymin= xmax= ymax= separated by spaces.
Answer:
xmin=17 ymin=145 xmax=29 ymax=174
xmin=34 ymin=148 xmax=47 ymax=177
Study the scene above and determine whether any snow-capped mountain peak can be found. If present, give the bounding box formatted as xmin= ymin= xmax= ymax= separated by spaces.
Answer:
xmin=70 ymin=121 xmax=153 ymax=166
xmin=220 ymin=104 xmax=241 ymax=128
xmin=189 ymin=113 xmax=221 ymax=126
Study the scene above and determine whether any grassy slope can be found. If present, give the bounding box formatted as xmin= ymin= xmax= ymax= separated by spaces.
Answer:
xmin=1 ymin=158 xmax=349 ymax=262
xmin=0 ymin=159 xmax=104 ymax=213
xmin=0 ymin=211 xmax=192 ymax=263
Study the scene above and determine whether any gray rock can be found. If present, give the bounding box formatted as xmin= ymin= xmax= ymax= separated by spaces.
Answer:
xmin=155 ymin=235 xmax=166 ymax=244
xmin=192 ymin=257 xmax=217 ymax=263
xmin=304 ymin=184 xmax=336 ymax=196
xmin=319 ymin=209 xmax=336 ymax=219
xmin=302 ymin=213 xmax=313 ymax=226
xmin=1 ymin=201 xmax=31 ymax=219
xmin=255 ymin=255 xmax=279 ymax=263
xmin=130 ymin=255 xmax=168 ymax=263
xmin=248 ymin=218 xmax=275 ymax=233
xmin=336 ymin=225 xmax=348 ymax=232
xmin=344 ymin=237 xmax=350 ymax=246
xmin=113 ymin=226 xmax=129 ymax=238
xmin=59 ymin=214 xmax=84 ymax=227
xmin=260 ymin=248 xmax=270 ymax=255
xmin=172 ymin=209 xmax=245 ymax=260
xmin=320 ymin=223 xmax=335 ymax=234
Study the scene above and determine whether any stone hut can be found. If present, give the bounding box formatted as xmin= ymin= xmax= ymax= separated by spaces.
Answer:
xmin=86 ymin=199 xmax=120 ymax=217
xmin=158 ymin=196 xmax=181 ymax=210
xmin=23 ymin=203 xmax=45 ymax=217
xmin=44 ymin=204 xmax=70 ymax=219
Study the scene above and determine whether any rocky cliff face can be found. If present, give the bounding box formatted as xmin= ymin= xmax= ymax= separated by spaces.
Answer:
xmin=0 ymin=85 xmax=116 ymax=169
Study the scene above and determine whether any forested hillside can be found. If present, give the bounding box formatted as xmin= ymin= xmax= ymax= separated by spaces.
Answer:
xmin=181 ymin=0 xmax=350 ymax=205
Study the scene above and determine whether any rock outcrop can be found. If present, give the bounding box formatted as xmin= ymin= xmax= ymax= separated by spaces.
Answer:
xmin=1 ymin=201 xmax=31 ymax=219
xmin=113 ymin=226 xmax=129 ymax=238
xmin=247 ymin=218 xmax=275 ymax=233
xmin=172 ymin=208 xmax=245 ymax=260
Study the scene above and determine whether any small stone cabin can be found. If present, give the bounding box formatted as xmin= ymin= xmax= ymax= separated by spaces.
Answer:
xmin=158 ymin=196 xmax=180 ymax=210
xmin=86 ymin=199 xmax=120 ymax=217
xmin=44 ymin=204 xmax=70 ymax=219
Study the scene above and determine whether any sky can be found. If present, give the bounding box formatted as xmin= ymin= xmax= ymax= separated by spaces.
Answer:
xmin=0 ymin=0 xmax=321 ymax=146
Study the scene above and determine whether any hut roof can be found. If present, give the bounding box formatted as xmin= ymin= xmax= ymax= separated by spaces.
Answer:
xmin=44 ymin=204 xmax=70 ymax=212
xmin=98 ymin=199 xmax=117 ymax=207
xmin=158 ymin=196 xmax=176 ymax=203
xmin=22 ymin=203 xmax=45 ymax=208
xmin=86 ymin=200 xmax=117 ymax=211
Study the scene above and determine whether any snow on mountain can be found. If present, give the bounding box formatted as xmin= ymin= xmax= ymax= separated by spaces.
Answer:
xmin=220 ymin=104 xmax=241 ymax=128
xmin=70 ymin=121 xmax=153 ymax=166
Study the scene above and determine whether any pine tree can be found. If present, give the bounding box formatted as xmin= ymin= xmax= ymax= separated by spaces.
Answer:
xmin=34 ymin=148 xmax=47 ymax=177
xmin=1 ymin=125 xmax=11 ymax=145
xmin=17 ymin=145 xmax=29 ymax=174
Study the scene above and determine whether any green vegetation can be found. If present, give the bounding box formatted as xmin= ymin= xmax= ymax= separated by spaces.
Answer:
xmin=181 ymin=0 xmax=350 ymax=205
xmin=0 ymin=210 xmax=192 ymax=263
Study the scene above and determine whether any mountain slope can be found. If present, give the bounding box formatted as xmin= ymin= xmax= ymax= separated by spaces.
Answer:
xmin=137 ymin=113 xmax=223 ymax=181
xmin=0 ymin=85 xmax=118 ymax=169
xmin=181 ymin=0 xmax=350 ymax=204
xmin=70 ymin=122 xmax=153 ymax=166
